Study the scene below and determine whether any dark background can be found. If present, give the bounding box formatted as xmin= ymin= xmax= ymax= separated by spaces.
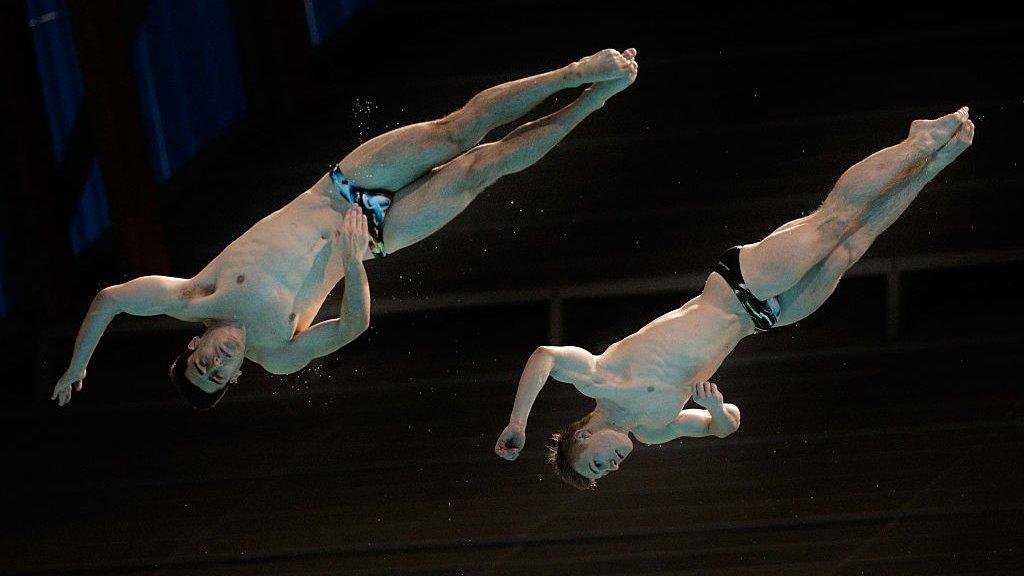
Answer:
xmin=1 ymin=1 xmax=1022 ymax=574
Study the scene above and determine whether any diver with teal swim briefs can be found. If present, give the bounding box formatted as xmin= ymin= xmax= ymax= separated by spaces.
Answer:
xmin=51 ymin=49 xmax=640 ymax=408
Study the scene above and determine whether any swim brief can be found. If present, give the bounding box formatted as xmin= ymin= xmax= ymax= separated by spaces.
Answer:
xmin=328 ymin=164 xmax=393 ymax=258
xmin=714 ymin=246 xmax=780 ymax=332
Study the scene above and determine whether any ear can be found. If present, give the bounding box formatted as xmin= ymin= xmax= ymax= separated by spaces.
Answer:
xmin=574 ymin=429 xmax=591 ymax=441
xmin=187 ymin=336 xmax=201 ymax=351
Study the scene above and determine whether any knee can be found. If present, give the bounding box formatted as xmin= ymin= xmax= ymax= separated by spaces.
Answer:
xmin=840 ymin=234 xmax=872 ymax=265
xmin=817 ymin=209 xmax=855 ymax=243
xmin=462 ymin=145 xmax=505 ymax=189
xmin=434 ymin=112 xmax=485 ymax=150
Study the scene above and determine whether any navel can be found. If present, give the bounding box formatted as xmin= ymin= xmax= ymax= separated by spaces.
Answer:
xmin=236 ymin=275 xmax=245 ymax=284
xmin=647 ymin=386 xmax=654 ymax=393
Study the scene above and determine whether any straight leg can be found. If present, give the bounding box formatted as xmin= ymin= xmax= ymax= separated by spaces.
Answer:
xmin=738 ymin=107 xmax=970 ymax=300
xmin=382 ymin=65 xmax=638 ymax=254
xmin=775 ymin=119 xmax=975 ymax=325
xmin=335 ymin=49 xmax=638 ymax=192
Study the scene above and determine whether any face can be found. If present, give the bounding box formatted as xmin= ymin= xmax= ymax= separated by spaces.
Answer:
xmin=184 ymin=327 xmax=245 ymax=393
xmin=571 ymin=427 xmax=634 ymax=480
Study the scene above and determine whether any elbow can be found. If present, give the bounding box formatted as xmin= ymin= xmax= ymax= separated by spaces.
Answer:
xmin=351 ymin=310 xmax=371 ymax=337
xmin=95 ymin=286 xmax=120 ymax=312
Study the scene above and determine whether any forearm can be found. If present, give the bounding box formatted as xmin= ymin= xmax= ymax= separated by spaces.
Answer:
xmin=509 ymin=347 xmax=555 ymax=425
xmin=339 ymin=260 xmax=370 ymax=333
xmin=66 ymin=289 xmax=120 ymax=372
xmin=707 ymin=403 xmax=741 ymax=438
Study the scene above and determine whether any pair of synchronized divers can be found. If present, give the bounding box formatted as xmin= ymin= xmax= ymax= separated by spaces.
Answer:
xmin=53 ymin=48 xmax=974 ymax=489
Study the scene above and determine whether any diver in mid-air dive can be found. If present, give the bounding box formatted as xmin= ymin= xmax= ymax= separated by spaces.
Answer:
xmin=52 ymin=49 xmax=640 ymax=408
xmin=494 ymin=108 xmax=975 ymax=489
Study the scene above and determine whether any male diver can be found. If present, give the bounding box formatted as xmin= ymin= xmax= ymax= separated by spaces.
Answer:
xmin=52 ymin=49 xmax=640 ymax=408
xmin=494 ymin=108 xmax=975 ymax=489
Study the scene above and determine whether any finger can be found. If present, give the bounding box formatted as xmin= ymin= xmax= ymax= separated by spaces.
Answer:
xmin=710 ymin=383 xmax=718 ymax=393
xmin=74 ymin=381 xmax=83 ymax=391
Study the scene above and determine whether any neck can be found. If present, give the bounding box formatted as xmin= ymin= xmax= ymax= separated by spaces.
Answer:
xmin=590 ymin=401 xmax=634 ymax=432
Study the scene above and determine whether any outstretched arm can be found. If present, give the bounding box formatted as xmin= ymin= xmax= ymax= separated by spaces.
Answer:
xmin=261 ymin=207 xmax=371 ymax=375
xmin=494 ymin=345 xmax=597 ymax=461
xmin=53 ymin=275 xmax=192 ymax=405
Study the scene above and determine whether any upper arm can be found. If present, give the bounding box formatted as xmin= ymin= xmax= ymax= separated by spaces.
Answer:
xmin=670 ymin=409 xmax=715 ymax=438
xmin=262 ymin=317 xmax=367 ymax=375
xmin=637 ymin=409 xmax=714 ymax=444
xmin=104 ymin=276 xmax=192 ymax=316
xmin=544 ymin=346 xmax=598 ymax=384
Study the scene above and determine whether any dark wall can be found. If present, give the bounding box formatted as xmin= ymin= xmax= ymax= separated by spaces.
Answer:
xmin=2 ymin=1 xmax=1022 ymax=574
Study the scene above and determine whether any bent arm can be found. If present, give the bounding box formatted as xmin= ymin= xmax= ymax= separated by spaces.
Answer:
xmin=65 ymin=276 xmax=191 ymax=374
xmin=672 ymin=404 xmax=742 ymax=439
xmin=508 ymin=345 xmax=596 ymax=426
xmin=264 ymin=260 xmax=370 ymax=374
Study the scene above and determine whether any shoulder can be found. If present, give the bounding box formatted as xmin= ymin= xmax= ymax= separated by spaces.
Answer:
xmin=251 ymin=345 xmax=306 ymax=376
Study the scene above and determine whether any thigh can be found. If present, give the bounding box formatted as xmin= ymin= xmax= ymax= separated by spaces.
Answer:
xmin=381 ymin=150 xmax=488 ymax=254
xmin=739 ymin=208 xmax=852 ymax=301
xmin=336 ymin=120 xmax=467 ymax=193
xmin=774 ymin=247 xmax=849 ymax=326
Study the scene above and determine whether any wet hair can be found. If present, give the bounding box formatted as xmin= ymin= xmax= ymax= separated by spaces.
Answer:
xmin=546 ymin=412 xmax=597 ymax=491
xmin=168 ymin=348 xmax=229 ymax=410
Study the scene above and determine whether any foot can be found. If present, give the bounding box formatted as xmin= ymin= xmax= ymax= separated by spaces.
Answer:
xmin=907 ymin=106 xmax=970 ymax=157
xmin=584 ymin=53 xmax=639 ymax=101
xmin=920 ymin=117 xmax=975 ymax=177
xmin=573 ymin=48 xmax=638 ymax=83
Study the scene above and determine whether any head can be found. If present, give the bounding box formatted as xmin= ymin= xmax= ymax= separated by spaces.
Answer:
xmin=168 ymin=325 xmax=246 ymax=410
xmin=547 ymin=412 xmax=634 ymax=490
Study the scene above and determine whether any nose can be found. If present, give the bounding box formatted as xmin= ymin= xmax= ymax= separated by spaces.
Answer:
xmin=212 ymin=356 xmax=223 ymax=367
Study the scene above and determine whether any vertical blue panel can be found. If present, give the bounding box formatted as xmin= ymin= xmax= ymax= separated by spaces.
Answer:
xmin=68 ymin=161 xmax=112 ymax=255
xmin=27 ymin=0 xmax=112 ymax=255
xmin=132 ymin=0 xmax=247 ymax=180
xmin=304 ymin=0 xmax=368 ymax=47
xmin=27 ymin=0 xmax=84 ymax=162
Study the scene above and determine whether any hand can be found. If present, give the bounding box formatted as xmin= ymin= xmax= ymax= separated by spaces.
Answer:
xmin=339 ymin=205 xmax=369 ymax=263
xmin=52 ymin=367 xmax=86 ymax=407
xmin=494 ymin=421 xmax=526 ymax=461
xmin=692 ymin=381 xmax=724 ymax=411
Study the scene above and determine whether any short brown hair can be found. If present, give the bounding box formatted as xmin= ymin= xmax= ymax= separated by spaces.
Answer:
xmin=168 ymin=349 xmax=228 ymax=410
xmin=546 ymin=412 xmax=597 ymax=491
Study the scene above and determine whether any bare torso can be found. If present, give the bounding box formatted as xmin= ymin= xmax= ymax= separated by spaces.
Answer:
xmin=171 ymin=177 xmax=358 ymax=365
xmin=593 ymin=273 xmax=755 ymax=438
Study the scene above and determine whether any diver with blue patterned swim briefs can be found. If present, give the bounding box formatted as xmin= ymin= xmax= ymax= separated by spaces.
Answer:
xmin=51 ymin=49 xmax=640 ymax=408
xmin=494 ymin=108 xmax=975 ymax=490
